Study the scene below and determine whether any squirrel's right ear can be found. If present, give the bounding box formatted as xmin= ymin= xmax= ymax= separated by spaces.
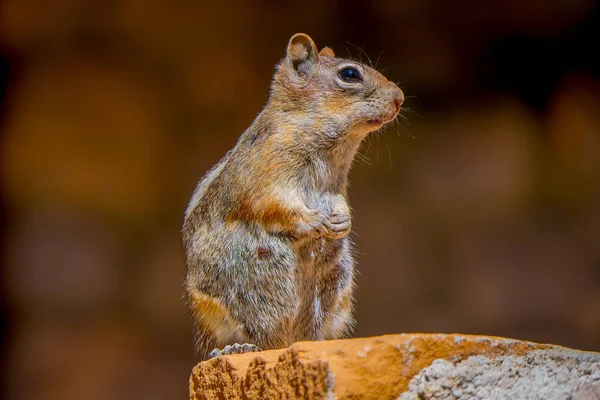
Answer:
xmin=319 ymin=47 xmax=335 ymax=58
xmin=286 ymin=33 xmax=318 ymax=78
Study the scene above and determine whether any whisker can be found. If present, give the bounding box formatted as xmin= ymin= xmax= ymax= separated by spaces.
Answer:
xmin=345 ymin=47 xmax=355 ymax=61
xmin=375 ymin=45 xmax=387 ymax=70
xmin=398 ymin=120 xmax=416 ymax=139
xmin=385 ymin=142 xmax=393 ymax=168
xmin=361 ymin=36 xmax=372 ymax=67
xmin=346 ymin=41 xmax=373 ymax=67
xmin=363 ymin=132 xmax=373 ymax=154
xmin=380 ymin=65 xmax=396 ymax=73
xmin=401 ymin=107 xmax=424 ymax=119
xmin=356 ymin=151 xmax=372 ymax=166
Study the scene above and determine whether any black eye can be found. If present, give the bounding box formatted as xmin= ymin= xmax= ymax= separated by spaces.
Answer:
xmin=338 ymin=67 xmax=363 ymax=83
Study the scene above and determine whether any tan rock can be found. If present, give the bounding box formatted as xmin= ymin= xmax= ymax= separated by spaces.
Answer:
xmin=189 ymin=333 xmax=600 ymax=399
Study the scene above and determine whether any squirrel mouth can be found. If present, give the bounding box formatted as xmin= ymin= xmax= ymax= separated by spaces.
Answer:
xmin=364 ymin=103 xmax=402 ymax=128
xmin=367 ymin=113 xmax=397 ymax=126
xmin=367 ymin=118 xmax=383 ymax=125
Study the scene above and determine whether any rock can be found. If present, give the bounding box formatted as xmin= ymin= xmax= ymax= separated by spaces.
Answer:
xmin=189 ymin=333 xmax=600 ymax=400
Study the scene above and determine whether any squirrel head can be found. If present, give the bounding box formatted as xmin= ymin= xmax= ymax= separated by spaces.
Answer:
xmin=269 ymin=33 xmax=404 ymax=143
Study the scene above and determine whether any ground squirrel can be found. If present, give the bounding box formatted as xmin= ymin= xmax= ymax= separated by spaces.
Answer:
xmin=182 ymin=33 xmax=404 ymax=358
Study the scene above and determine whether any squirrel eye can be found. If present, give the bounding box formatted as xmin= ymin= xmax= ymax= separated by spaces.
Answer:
xmin=338 ymin=67 xmax=363 ymax=83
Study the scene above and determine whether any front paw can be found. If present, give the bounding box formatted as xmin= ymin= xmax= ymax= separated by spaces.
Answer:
xmin=324 ymin=211 xmax=352 ymax=239
xmin=325 ymin=196 xmax=352 ymax=239
xmin=296 ymin=209 xmax=351 ymax=239
xmin=295 ymin=209 xmax=331 ymax=238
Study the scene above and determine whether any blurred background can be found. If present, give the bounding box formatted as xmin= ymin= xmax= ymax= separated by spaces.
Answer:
xmin=1 ymin=0 xmax=599 ymax=398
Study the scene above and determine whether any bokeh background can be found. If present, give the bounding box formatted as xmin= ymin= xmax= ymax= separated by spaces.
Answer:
xmin=1 ymin=0 xmax=599 ymax=398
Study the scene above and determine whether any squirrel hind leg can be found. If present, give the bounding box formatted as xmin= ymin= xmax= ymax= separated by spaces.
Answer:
xmin=322 ymin=288 xmax=356 ymax=340
xmin=187 ymin=289 xmax=251 ymax=356
xmin=208 ymin=343 xmax=262 ymax=358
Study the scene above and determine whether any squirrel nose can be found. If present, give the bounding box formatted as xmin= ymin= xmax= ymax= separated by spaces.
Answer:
xmin=393 ymin=88 xmax=404 ymax=110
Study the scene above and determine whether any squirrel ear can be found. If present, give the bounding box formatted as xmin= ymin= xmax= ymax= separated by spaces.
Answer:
xmin=286 ymin=33 xmax=318 ymax=77
xmin=319 ymin=47 xmax=335 ymax=58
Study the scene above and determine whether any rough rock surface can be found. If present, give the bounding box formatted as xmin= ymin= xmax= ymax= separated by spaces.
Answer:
xmin=399 ymin=349 xmax=600 ymax=400
xmin=189 ymin=334 xmax=600 ymax=400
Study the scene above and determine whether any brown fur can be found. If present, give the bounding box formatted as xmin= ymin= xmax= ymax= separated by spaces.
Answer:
xmin=182 ymin=33 xmax=404 ymax=358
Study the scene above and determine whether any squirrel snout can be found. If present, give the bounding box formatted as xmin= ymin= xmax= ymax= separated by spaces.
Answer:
xmin=392 ymin=87 xmax=404 ymax=111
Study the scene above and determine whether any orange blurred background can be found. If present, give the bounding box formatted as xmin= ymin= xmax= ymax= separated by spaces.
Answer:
xmin=1 ymin=1 xmax=599 ymax=399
